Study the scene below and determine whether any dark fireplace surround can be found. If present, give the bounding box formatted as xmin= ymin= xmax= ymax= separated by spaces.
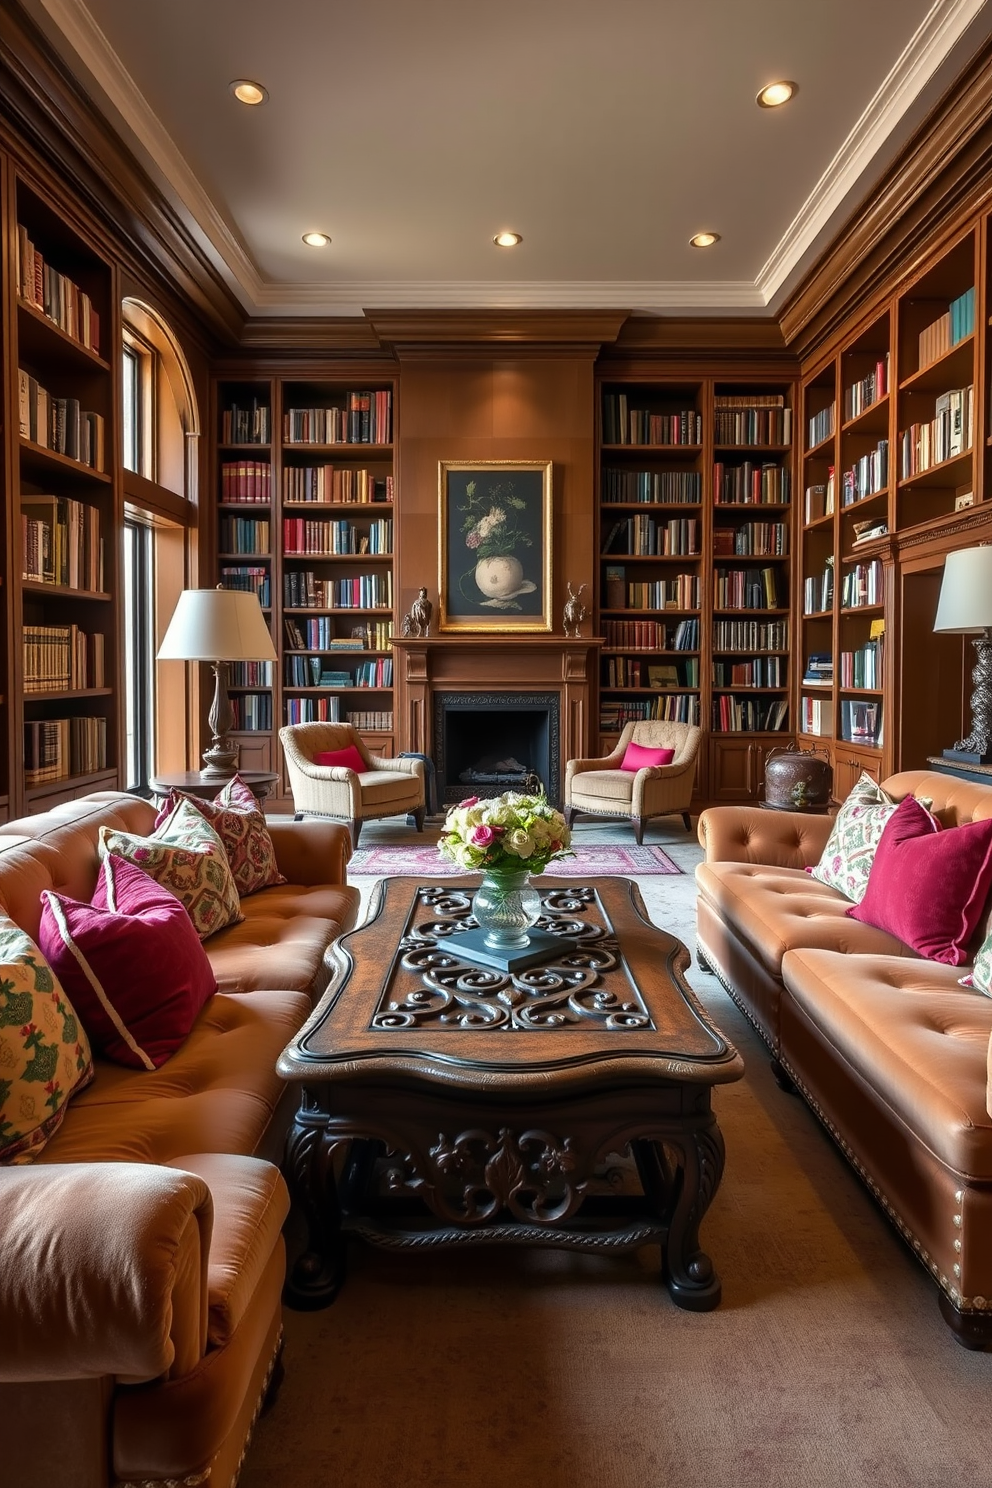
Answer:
xmin=434 ymin=692 xmax=560 ymax=807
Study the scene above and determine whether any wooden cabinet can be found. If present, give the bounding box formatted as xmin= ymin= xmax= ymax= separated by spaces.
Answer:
xmin=709 ymin=736 xmax=777 ymax=802
xmin=832 ymin=745 xmax=883 ymax=801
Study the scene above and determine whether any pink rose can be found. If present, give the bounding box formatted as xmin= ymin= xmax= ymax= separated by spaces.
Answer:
xmin=470 ymin=825 xmax=495 ymax=847
xmin=459 ymin=796 xmax=479 ymax=808
xmin=466 ymin=530 xmax=481 ymax=548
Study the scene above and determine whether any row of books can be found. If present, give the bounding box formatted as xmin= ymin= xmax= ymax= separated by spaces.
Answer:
xmin=842 ymin=441 xmax=888 ymax=506
xmin=841 ymin=699 xmax=882 ymax=746
xmin=24 ymin=716 xmax=107 ymax=785
xmin=221 ymin=461 xmax=271 ymax=503
xmin=841 ymin=559 xmax=883 ymax=609
xmin=283 ymin=468 xmax=393 ymax=505
xmin=283 ymin=572 xmax=392 ymax=609
xmin=713 ymin=567 xmax=782 ymax=610
xmin=22 ymin=495 xmax=104 ymax=592
xmin=899 ymin=386 xmax=973 ymax=477
xmin=282 ymin=518 xmax=392 ymax=556
xmin=803 ymin=652 xmax=832 ymax=685
xmin=23 ymin=625 xmax=105 ymax=692
xmin=602 ymin=517 xmax=699 ymax=557
xmin=712 ymin=697 xmax=788 ymax=732
xmin=18 ymin=371 xmax=106 ymax=470
xmin=712 ymin=657 xmax=785 ymax=686
xmin=713 ymin=407 xmax=792 ymax=446
xmin=222 ymin=400 xmax=270 ymax=445
xmin=347 ymin=710 xmax=393 ymax=732
xmin=713 ymin=522 xmax=788 ymax=557
xmin=605 ymin=573 xmax=701 ymax=611
xmin=600 ymin=695 xmax=700 ymax=730
xmin=284 ymin=617 xmax=393 ymax=650
xmin=713 ymin=461 xmax=791 ymax=506
xmin=285 ymin=696 xmax=341 ymax=725
xmin=917 ymin=287 xmax=974 ymax=369
xmin=602 ymin=395 xmax=702 ymax=446
xmin=840 ymin=634 xmax=884 ymax=689
xmin=602 ymin=469 xmax=701 ymax=505
xmin=712 ymin=618 xmax=788 ymax=652
xmin=284 ymin=656 xmax=393 ymax=688
xmin=220 ymin=567 xmax=270 ymax=606
xmin=231 ymin=694 xmax=272 ymax=731
xmin=808 ymin=403 xmax=835 ymax=450
xmin=799 ymin=697 xmax=833 ymax=736
xmin=843 ymin=355 xmax=889 ymax=422
xmin=604 ymin=657 xmax=699 ymax=687
xmin=603 ymin=618 xmax=699 ymax=651
xmin=219 ymin=518 xmax=270 ymax=555
xmin=283 ymin=391 xmax=392 ymax=446
xmin=16 ymin=226 xmax=101 ymax=355
xmin=804 ymin=562 xmax=834 ymax=615
xmin=804 ymin=471 xmax=835 ymax=524
xmin=229 ymin=662 xmax=273 ymax=687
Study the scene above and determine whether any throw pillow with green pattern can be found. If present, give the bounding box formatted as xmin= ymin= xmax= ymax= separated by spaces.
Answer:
xmin=960 ymin=930 xmax=992 ymax=996
xmin=810 ymin=773 xmax=900 ymax=903
xmin=0 ymin=914 xmax=94 ymax=1164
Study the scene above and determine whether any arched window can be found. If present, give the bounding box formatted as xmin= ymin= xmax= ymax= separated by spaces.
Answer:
xmin=121 ymin=298 xmax=200 ymax=791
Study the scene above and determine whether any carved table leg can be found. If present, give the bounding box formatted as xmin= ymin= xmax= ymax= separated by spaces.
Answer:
xmin=283 ymin=1105 xmax=349 ymax=1310
xmin=635 ymin=1121 xmax=726 ymax=1312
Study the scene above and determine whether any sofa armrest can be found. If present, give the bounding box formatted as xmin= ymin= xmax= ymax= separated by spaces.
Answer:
xmin=697 ymin=805 xmax=833 ymax=868
xmin=267 ymin=818 xmax=353 ymax=884
xmin=0 ymin=1164 xmax=211 ymax=1384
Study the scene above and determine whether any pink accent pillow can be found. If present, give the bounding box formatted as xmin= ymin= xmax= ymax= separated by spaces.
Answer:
xmin=38 ymin=855 xmax=217 ymax=1069
xmin=620 ymin=741 xmax=676 ymax=772
xmin=847 ymin=796 xmax=992 ymax=965
xmin=313 ymin=745 xmax=367 ymax=773
xmin=154 ymin=774 xmax=285 ymax=897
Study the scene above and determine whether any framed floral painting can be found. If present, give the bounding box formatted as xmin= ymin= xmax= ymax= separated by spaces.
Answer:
xmin=438 ymin=460 xmax=553 ymax=633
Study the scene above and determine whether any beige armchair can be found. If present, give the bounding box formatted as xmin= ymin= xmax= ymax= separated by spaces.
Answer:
xmin=279 ymin=722 xmax=426 ymax=846
xmin=565 ymin=720 xmax=701 ymax=842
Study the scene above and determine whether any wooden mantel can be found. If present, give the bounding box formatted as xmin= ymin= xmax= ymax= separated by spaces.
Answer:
xmin=391 ymin=635 xmax=603 ymax=797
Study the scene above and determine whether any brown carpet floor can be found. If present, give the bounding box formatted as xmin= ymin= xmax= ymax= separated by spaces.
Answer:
xmin=241 ymin=982 xmax=991 ymax=1488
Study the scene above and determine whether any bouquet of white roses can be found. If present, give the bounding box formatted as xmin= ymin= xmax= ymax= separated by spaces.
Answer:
xmin=438 ymin=791 xmax=572 ymax=876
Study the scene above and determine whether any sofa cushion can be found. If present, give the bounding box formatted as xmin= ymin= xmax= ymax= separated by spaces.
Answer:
xmin=154 ymin=776 xmax=286 ymax=897
xmin=38 ymin=855 xmax=217 ymax=1070
xmin=809 ymin=772 xmax=899 ymax=903
xmin=0 ymin=915 xmax=94 ymax=1164
xmin=849 ymin=796 xmax=992 ymax=967
xmin=204 ymin=882 xmax=361 ymax=996
xmin=39 ymin=989 xmax=308 ymax=1166
xmin=695 ymin=860 xmax=916 ymax=980
xmin=781 ymin=948 xmax=992 ymax=1179
xmin=100 ymin=798 xmax=243 ymax=940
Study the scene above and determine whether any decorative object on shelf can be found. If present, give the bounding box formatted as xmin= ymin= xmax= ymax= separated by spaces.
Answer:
xmin=933 ymin=546 xmax=992 ymax=765
xmin=401 ymin=586 xmax=433 ymax=637
xmin=438 ymin=460 xmax=553 ymax=633
xmin=562 ymin=581 xmax=587 ymax=637
xmin=158 ymin=587 xmax=277 ymax=779
xmin=435 ymin=791 xmax=573 ymax=969
xmin=762 ymin=744 xmax=833 ymax=811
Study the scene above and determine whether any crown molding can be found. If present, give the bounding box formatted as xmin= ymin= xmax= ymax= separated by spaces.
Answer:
xmin=366 ymin=309 xmax=629 ymax=352
xmin=248 ymin=280 xmax=767 ymax=315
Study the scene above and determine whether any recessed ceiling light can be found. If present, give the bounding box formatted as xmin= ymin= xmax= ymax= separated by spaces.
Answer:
xmin=757 ymin=80 xmax=797 ymax=108
xmin=230 ymin=79 xmax=268 ymax=106
xmin=689 ymin=232 xmax=721 ymax=249
xmin=302 ymin=232 xmax=331 ymax=248
xmin=494 ymin=231 xmax=523 ymax=248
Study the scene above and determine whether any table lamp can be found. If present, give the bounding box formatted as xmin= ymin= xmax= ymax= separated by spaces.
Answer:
xmin=933 ymin=545 xmax=992 ymax=765
xmin=158 ymin=586 xmax=277 ymax=778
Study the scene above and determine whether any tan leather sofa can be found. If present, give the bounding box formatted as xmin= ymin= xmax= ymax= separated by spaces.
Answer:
xmin=0 ymin=791 xmax=360 ymax=1488
xmin=696 ymin=770 xmax=992 ymax=1349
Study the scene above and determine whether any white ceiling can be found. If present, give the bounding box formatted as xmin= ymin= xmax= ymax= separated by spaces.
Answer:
xmin=25 ymin=0 xmax=992 ymax=318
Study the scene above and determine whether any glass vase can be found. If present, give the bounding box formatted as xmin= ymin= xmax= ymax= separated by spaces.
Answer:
xmin=473 ymin=868 xmax=542 ymax=951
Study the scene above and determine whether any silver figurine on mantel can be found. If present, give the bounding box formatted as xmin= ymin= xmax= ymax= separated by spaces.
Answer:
xmin=563 ymin=582 xmax=587 ymax=637
xmin=401 ymin=587 xmax=433 ymax=637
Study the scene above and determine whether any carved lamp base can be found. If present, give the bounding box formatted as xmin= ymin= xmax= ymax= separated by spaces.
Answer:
xmin=945 ymin=630 xmax=992 ymax=766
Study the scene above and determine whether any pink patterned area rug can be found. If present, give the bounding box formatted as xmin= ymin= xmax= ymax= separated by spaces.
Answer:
xmin=347 ymin=843 xmax=682 ymax=877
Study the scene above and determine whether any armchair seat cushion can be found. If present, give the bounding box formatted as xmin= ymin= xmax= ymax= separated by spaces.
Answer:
xmin=569 ymin=770 xmax=634 ymax=804
xmin=358 ymin=770 xmax=423 ymax=807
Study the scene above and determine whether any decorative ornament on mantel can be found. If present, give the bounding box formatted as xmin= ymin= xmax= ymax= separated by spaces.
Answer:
xmin=933 ymin=544 xmax=992 ymax=765
xmin=401 ymin=587 xmax=433 ymax=637
xmin=563 ymin=582 xmax=587 ymax=637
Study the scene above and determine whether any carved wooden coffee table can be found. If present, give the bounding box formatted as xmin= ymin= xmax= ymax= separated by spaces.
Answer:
xmin=278 ymin=876 xmax=744 ymax=1311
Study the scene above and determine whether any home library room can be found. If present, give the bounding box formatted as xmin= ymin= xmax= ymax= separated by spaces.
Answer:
xmin=9 ymin=172 xmax=118 ymax=818
xmin=597 ymin=373 xmax=796 ymax=801
xmin=213 ymin=370 xmax=397 ymax=785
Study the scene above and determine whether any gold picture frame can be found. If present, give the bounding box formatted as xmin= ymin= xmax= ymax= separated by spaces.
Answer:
xmin=438 ymin=460 xmax=554 ymax=633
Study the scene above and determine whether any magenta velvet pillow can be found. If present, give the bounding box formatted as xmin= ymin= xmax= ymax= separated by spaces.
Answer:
xmin=313 ymin=745 xmax=367 ymax=773
xmin=38 ymin=855 xmax=217 ymax=1069
xmin=620 ymin=741 xmax=676 ymax=772
xmin=847 ymin=795 xmax=992 ymax=966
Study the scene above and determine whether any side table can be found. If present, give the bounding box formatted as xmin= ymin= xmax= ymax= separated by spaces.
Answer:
xmin=149 ymin=770 xmax=281 ymax=806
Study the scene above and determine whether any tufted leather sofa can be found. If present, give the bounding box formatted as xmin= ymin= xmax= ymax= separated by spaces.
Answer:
xmin=696 ymin=771 xmax=992 ymax=1349
xmin=0 ymin=791 xmax=360 ymax=1488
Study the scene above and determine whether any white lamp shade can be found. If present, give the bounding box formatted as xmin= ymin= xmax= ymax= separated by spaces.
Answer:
xmin=933 ymin=547 xmax=992 ymax=634
xmin=157 ymin=587 xmax=277 ymax=662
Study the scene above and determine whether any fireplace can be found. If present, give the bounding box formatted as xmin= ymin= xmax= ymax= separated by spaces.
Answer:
xmin=434 ymin=692 xmax=560 ymax=807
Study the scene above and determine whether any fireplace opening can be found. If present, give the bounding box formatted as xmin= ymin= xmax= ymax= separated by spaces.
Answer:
xmin=434 ymin=692 xmax=561 ymax=807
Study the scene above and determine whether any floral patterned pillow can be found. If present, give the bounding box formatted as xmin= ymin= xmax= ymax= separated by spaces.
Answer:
xmin=0 ymin=915 xmax=93 ymax=1165
xmin=100 ymin=797 xmax=243 ymax=940
xmin=810 ymin=773 xmax=900 ymax=903
xmin=154 ymin=775 xmax=285 ymax=897
xmin=960 ymin=930 xmax=992 ymax=996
